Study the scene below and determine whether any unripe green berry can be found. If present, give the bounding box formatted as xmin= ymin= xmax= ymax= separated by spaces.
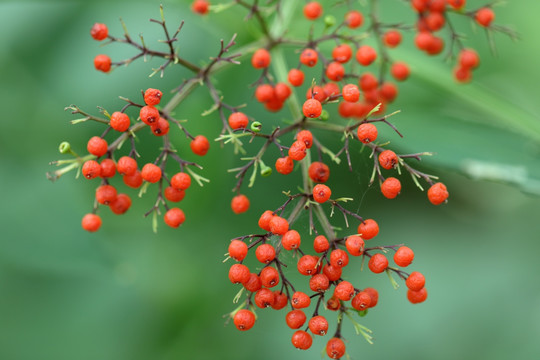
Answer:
xmin=251 ymin=121 xmax=262 ymax=132
xmin=324 ymin=15 xmax=336 ymax=27
xmin=59 ymin=141 xmax=71 ymax=154
xmin=319 ymin=109 xmax=329 ymax=121
xmin=260 ymin=165 xmax=272 ymax=177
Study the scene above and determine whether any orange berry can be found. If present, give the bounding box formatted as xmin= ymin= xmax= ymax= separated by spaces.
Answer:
xmin=356 ymin=46 xmax=377 ymax=66
xmin=269 ymin=216 xmax=289 ymax=235
xmin=358 ymin=218 xmax=379 ymax=239
xmin=274 ymin=82 xmax=292 ymax=102
xmin=255 ymin=84 xmax=275 ymax=103
xmin=190 ymin=135 xmax=210 ymax=156
xmin=379 ymin=150 xmax=398 ymax=169
xmin=229 ymin=263 xmax=250 ymax=284
xmin=364 ymin=287 xmax=379 ymax=307
xmin=258 ymin=210 xmax=274 ymax=231
xmin=406 ymin=271 xmax=426 ymax=291
xmin=110 ymin=111 xmax=130 ymax=132
xmin=144 ymin=88 xmax=162 ymax=106
xmin=326 ymin=62 xmax=345 ymax=81
xmin=99 ymin=159 xmax=116 ymax=178
xmin=303 ymin=1 xmax=323 ymax=20
xmin=342 ymin=84 xmax=360 ymax=102
xmin=291 ymin=291 xmax=311 ymax=308
xmin=94 ymin=54 xmax=111 ymax=72
xmin=368 ymin=253 xmax=388 ymax=273
xmin=476 ymin=7 xmax=494 ymax=27
xmin=288 ymin=68 xmax=305 ymax=87
xmin=427 ymin=182 xmax=449 ymax=205
xmin=308 ymin=315 xmax=329 ymax=336
xmin=300 ymin=48 xmax=318 ymax=67
xmin=330 ymin=249 xmax=349 ymax=268
xmin=323 ymin=264 xmax=342 ymax=282
xmin=139 ymin=105 xmax=160 ymax=125
xmin=191 ymin=0 xmax=210 ymax=15
xmin=302 ymin=99 xmax=322 ymax=118
xmin=357 ymin=123 xmax=378 ymax=144
xmin=81 ymin=213 xmax=102 ymax=232
xmin=251 ymin=48 xmax=271 ymax=69
xmin=447 ymin=0 xmax=466 ymax=10
xmin=228 ymin=240 xmax=248 ymax=261
xmin=123 ymin=170 xmax=143 ymax=188
xmin=291 ymin=330 xmax=312 ymax=350
xmin=260 ymin=266 xmax=280 ymax=287
xmin=458 ymin=48 xmax=480 ymax=69
xmin=313 ymin=235 xmax=329 ymax=253
xmin=171 ymin=172 xmax=191 ymax=190
xmin=345 ymin=235 xmax=365 ymax=256
xmin=282 ymin=230 xmax=301 ymax=250
xmin=95 ymin=184 xmax=117 ymax=205
xmin=326 ymin=338 xmax=346 ymax=359
xmin=345 ymin=10 xmax=363 ymax=28
xmin=275 ymin=156 xmax=294 ymax=175
xmin=381 ymin=177 xmax=401 ymax=199
xmin=394 ymin=246 xmax=414 ymax=267
xmin=150 ymin=117 xmax=169 ymax=136
xmin=379 ymin=82 xmax=398 ymax=103
xmin=228 ymin=112 xmax=249 ymax=129
xmin=407 ymin=287 xmax=428 ymax=304
xmin=141 ymin=163 xmax=162 ymax=183
xmin=164 ymin=186 xmax=185 ymax=202
xmin=308 ymin=161 xmax=330 ymax=183
xmin=323 ymin=82 xmax=341 ymax=98
xmin=286 ymin=310 xmax=307 ymax=329
xmin=383 ymin=30 xmax=402 ymax=48
xmin=164 ymin=208 xmax=185 ymax=228
xmin=117 ymin=156 xmax=137 ymax=176
xmin=297 ymin=255 xmax=319 ymax=276
xmin=391 ymin=62 xmax=410 ymax=81
xmin=296 ymin=130 xmax=313 ymax=149
xmin=306 ymin=85 xmax=327 ymax=102
xmin=332 ymin=44 xmax=353 ymax=63
xmin=334 ymin=280 xmax=354 ymax=301
xmin=352 ymin=291 xmax=371 ymax=311
xmin=309 ymin=274 xmax=330 ymax=293
xmin=255 ymin=243 xmax=276 ymax=264
xmin=313 ymin=184 xmax=331 ymax=203
xmin=233 ymin=309 xmax=255 ymax=331
xmin=87 ymin=136 xmax=108 ymax=157
xmin=231 ymin=194 xmax=250 ymax=214
xmin=243 ymin=273 xmax=262 ymax=292
xmin=82 ymin=160 xmax=102 ymax=179
xmin=109 ymin=193 xmax=132 ymax=215
xmin=288 ymin=140 xmax=307 ymax=161
xmin=90 ymin=23 xmax=108 ymax=41
xmin=454 ymin=65 xmax=472 ymax=83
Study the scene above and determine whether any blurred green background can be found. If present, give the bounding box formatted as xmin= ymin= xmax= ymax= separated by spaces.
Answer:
xmin=1 ymin=0 xmax=539 ymax=359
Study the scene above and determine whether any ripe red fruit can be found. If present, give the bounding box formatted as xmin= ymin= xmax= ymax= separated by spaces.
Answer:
xmin=345 ymin=10 xmax=363 ymax=28
xmin=303 ymin=99 xmax=323 ymax=118
xmin=269 ymin=216 xmax=289 ymax=235
xmin=228 ymin=263 xmax=250 ymax=284
xmin=190 ymin=135 xmax=210 ymax=156
xmin=144 ymin=88 xmax=162 ymax=106
xmin=323 ymin=82 xmax=341 ymax=98
xmin=258 ymin=210 xmax=274 ymax=231
xmin=123 ymin=170 xmax=143 ymax=188
xmin=139 ymin=105 xmax=160 ymax=125
xmin=291 ymin=330 xmax=313 ymax=350
xmin=313 ymin=235 xmax=329 ymax=253
xmin=332 ymin=44 xmax=353 ymax=63
xmin=150 ymin=117 xmax=170 ymax=136
xmin=425 ymin=11 xmax=445 ymax=31
xmin=228 ymin=240 xmax=248 ymax=261
xmin=345 ymin=235 xmax=365 ymax=256
xmin=286 ymin=310 xmax=307 ymax=329
xmin=288 ymin=140 xmax=307 ymax=161
xmin=243 ymin=273 xmax=262 ymax=292
xmin=192 ymin=0 xmax=209 ymax=15
xmin=359 ymin=72 xmax=378 ymax=92
xmin=259 ymin=266 xmax=280 ymax=287
xmin=255 ymin=244 xmax=276 ymax=264
xmin=454 ymin=65 xmax=472 ymax=83
xmin=296 ymin=130 xmax=313 ymax=149
xmin=326 ymin=337 xmax=346 ymax=359
xmin=391 ymin=62 xmax=410 ymax=81
xmin=326 ymin=62 xmax=345 ymax=81
xmin=274 ymin=82 xmax=292 ymax=102
xmin=368 ymin=253 xmax=389 ymax=273
xmin=381 ymin=177 xmax=402 ymax=199
xmin=342 ymin=84 xmax=361 ymax=103
xmin=383 ymin=30 xmax=402 ymax=48
xmin=303 ymin=1 xmax=323 ymax=20
xmin=275 ymin=156 xmax=294 ymax=175
xmin=394 ymin=246 xmax=414 ymax=267
xmin=326 ymin=296 xmax=341 ymax=311
xmin=255 ymin=84 xmax=274 ymax=103
xmin=330 ymin=249 xmax=349 ymax=268
xmin=81 ymin=213 xmax=102 ymax=232
xmin=308 ymin=315 xmax=329 ymax=336
xmin=90 ymin=23 xmax=108 ymax=41
xmin=87 ymin=136 xmax=108 ymax=157
xmin=358 ymin=218 xmax=379 ymax=239
xmin=408 ymin=287 xmax=428 ymax=304
xmin=271 ymin=291 xmax=288 ymax=310
xmin=429 ymin=0 xmax=447 ymax=12
xmin=313 ymin=184 xmax=331 ymax=203
xmin=427 ymin=182 xmax=449 ymax=205
xmin=323 ymin=264 xmax=342 ymax=282
xmin=94 ymin=54 xmax=111 ymax=72
xmin=300 ymin=48 xmax=318 ymax=67
xmin=411 ymin=0 xmax=429 ymax=12
xmin=233 ymin=309 xmax=255 ymax=331
xmin=117 ymin=156 xmax=137 ymax=176
xmin=476 ymin=7 xmax=495 ymax=27
xmin=251 ymin=48 xmax=271 ymax=69
xmin=406 ymin=271 xmax=426 ymax=291
xmin=357 ymin=123 xmax=378 ymax=144
xmin=99 ymin=159 xmax=116 ymax=178
xmin=171 ymin=172 xmax=191 ymax=190
xmin=254 ymin=288 xmax=275 ymax=308
xmin=231 ymin=194 xmax=250 ymax=214
xmin=447 ymin=0 xmax=466 ymax=10
xmin=308 ymin=162 xmax=330 ymax=183
xmin=109 ymin=111 xmax=130 ymax=132
xmin=379 ymin=82 xmax=398 ymax=103
xmin=164 ymin=208 xmax=185 ymax=228
xmin=309 ymin=274 xmax=330 ymax=292
xmin=352 ymin=291 xmax=372 ymax=311
xmin=334 ymin=280 xmax=355 ymax=301
xmin=364 ymin=287 xmax=379 ymax=307
xmin=228 ymin=112 xmax=249 ymax=129
xmin=282 ymin=230 xmax=301 ymax=250
xmin=306 ymin=85 xmax=327 ymax=102
xmin=459 ymin=48 xmax=480 ymax=69
xmin=415 ymin=31 xmax=435 ymax=51
xmin=288 ymin=69 xmax=305 ymax=87
xmin=297 ymin=255 xmax=319 ymax=276
xmin=82 ymin=160 xmax=102 ymax=179
xmin=379 ymin=150 xmax=398 ymax=169
xmin=109 ymin=193 xmax=132 ymax=215
xmin=141 ymin=163 xmax=162 ymax=183
xmin=356 ymin=46 xmax=377 ymax=66
xmin=95 ymin=184 xmax=117 ymax=205
xmin=291 ymin=291 xmax=311 ymax=308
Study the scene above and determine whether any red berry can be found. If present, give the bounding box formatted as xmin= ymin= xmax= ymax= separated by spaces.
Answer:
xmin=406 ymin=271 xmax=426 ymax=291
xmin=326 ymin=296 xmax=341 ymax=311
xmin=94 ymin=54 xmax=111 ymax=72
xmin=255 ymin=244 xmax=276 ymax=264
xmin=308 ymin=162 xmax=330 ymax=183
xmin=233 ymin=309 xmax=255 ymax=331
xmin=425 ymin=11 xmax=445 ymax=31
xmin=379 ymin=150 xmax=398 ymax=169
xmin=379 ymin=82 xmax=398 ymax=103
xmin=81 ymin=213 xmax=102 ymax=232
xmin=254 ymin=288 xmax=275 ymax=308
xmin=383 ymin=30 xmax=402 ymax=48
xmin=300 ymin=48 xmax=318 ymax=67
xmin=274 ymin=82 xmax=292 ymax=102
xmin=476 ymin=7 xmax=494 ymax=27
xmin=334 ymin=280 xmax=355 ymax=301
xmin=297 ymin=255 xmax=319 ymax=276
xmin=427 ymin=182 xmax=449 ymax=205
xmin=258 ymin=210 xmax=274 ymax=231
xmin=326 ymin=338 xmax=346 ymax=359
xmin=447 ymin=0 xmax=466 ymax=10
xmin=345 ymin=235 xmax=365 ymax=256
xmin=415 ymin=31 xmax=435 ymax=51
xmin=109 ymin=193 xmax=132 ymax=215
xmin=364 ymin=287 xmax=379 ymax=307
xmin=345 ymin=10 xmax=363 ymax=28
xmin=144 ymin=88 xmax=162 ymax=106
xmin=291 ymin=330 xmax=312 ymax=350
xmin=330 ymin=249 xmax=349 ymax=268
xmin=272 ymin=291 xmax=288 ymax=310
xmin=342 ymin=84 xmax=361 ymax=102
xmin=141 ymin=163 xmax=161 ymax=183
xmin=282 ymin=230 xmax=301 ymax=250
xmin=252 ymin=48 xmax=271 ymax=69
xmin=352 ymin=291 xmax=372 ymax=311
xmin=368 ymin=253 xmax=389 ymax=273
xmin=269 ymin=216 xmax=289 ymax=235
xmin=313 ymin=184 xmax=331 ymax=203
xmin=110 ymin=111 xmax=130 ymax=132
xmin=454 ymin=65 xmax=472 ymax=83
xmin=99 ymin=159 xmax=116 ymax=178
xmin=459 ymin=48 xmax=480 ymax=69
xmin=381 ymin=177 xmax=401 ymax=199
xmin=359 ymin=72 xmax=378 ymax=92
xmin=332 ymin=44 xmax=353 ymax=63
xmin=95 ymin=184 xmax=117 ymax=205
xmin=139 ymin=105 xmax=160 ymax=125
xmin=391 ymin=62 xmax=410 ymax=81
xmin=275 ymin=156 xmax=294 ymax=175
xmin=306 ymin=85 xmax=327 ymax=102
xmin=308 ymin=315 xmax=328 ymax=336
xmin=228 ymin=240 xmax=248 ymax=261
xmin=326 ymin=62 xmax=345 ymax=81
xmin=117 ymin=156 xmax=137 ymax=176
xmin=90 ymin=23 xmax=108 ymax=41
xmin=190 ymin=135 xmax=210 ymax=156
xmin=260 ymin=266 xmax=280 ymax=288
xmin=228 ymin=112 xmax=249 ymax=129
xmin=358 ymin=218 xmax=379 ymax=239
xmin=150 ymin=117 xmax=170 ymax=136
xmin=303 ymin=1 xmax=323 ymax=20
xmin=408 ymin=287 xmax=428 ymax=304
xmin=123 ymin=170 xmax=143 ymax=188
xmin=82 ymin=160 xmax=102 ymax=179
xmin=309 ymin=274 xmax=330 ymax=292
xmin=171 ymin=172 xmax=191 ymax=190
xmin=288 ymin=140 xmax=307 ymax=161
xmin=302 ymin=99 xmax=323 ymax=118
xmin=264 ymin=97 xmax=284 ymax=112
xmin=288 ymin=69 xmax=305 ymax=87
xmin=228 ymin=263 xmax=250 ymax=284
xmin=164 ymin=208 xmax=185 ymax=228
xmin=87 ymin=136 xmax=108 ymax=157
xmin=231 ymin=194 xmax=250 ymax=214
xmin=394 ymin=246 xmax=414 ymax=267
xmin=322 ymin=264 xmax=342 ymax=282
xmin=412 ymin=0 xmax=429 ymax=12
xmin=356 ymin=46 xmax=377 ymax=66
xmin=313 ymin=235 xmax=329 ymax=253
xmin=291 ymin=291 xmax=311 ymax=309
xmin=255 ymin=84 xmax=274 ymax=103
xmin=243 ymin=273 xmax=262 ymax=292
xmin=296 ymin=130 xmax=313 ymax=149
xmin=430 ymin=0 xmax=447 ymax=12
xmin=286 ymin=310 xmax=307 ymax=329
xmin=192 ymin=0 xmax=210 ymax=15
xmin=357 ymin=123 xmax=378 ymax=144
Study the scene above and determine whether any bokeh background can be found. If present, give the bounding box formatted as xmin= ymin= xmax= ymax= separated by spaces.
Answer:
xmin=1 ymin=0 xmax=539 ymax=359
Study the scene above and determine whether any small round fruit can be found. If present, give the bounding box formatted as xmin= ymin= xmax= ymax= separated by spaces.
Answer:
xmin=164 ymin=208 xmax=185 ymax=228
xmin=308 ymin=162 xmax=330 ymax=183
xmin=368 ymin=253 xmax=388 ymax=273
xmin=231 ymin=194 xmax=250 ymax=214
xmin=475 ymin=7 xmax=495 ymax=27
xmin=394 ymin=246 xmax=414 ymax=267
xmin=141 ymin=163 xmax=162 ymax=183
xmin=427 ymin=182 xmax=449 ymax=205
xmin=251 ymin=48 xmax=271 ymax=69
xmin=381 ymin=177 xmax=401 ymax=199
xmin=109 ymin=194 xmax=132 ymax=215
xmin=303 ymin=1 xmax=323 ymax=20
xmin=94 ymin=54 xmax=111 ymax=72
xmin=90 ymin=23 xmax=108 ymax=41
xmin=228 ymin=112 xmax=249 ymax=129
xmin=191 ymin=0 xmax=210 ymax=15
xmin=407 ymin=287 xmax=428 ymax=304
xmin=357 ymin=123 xmax=378 ymax=143
xmin=308 ymin=315 xmax=328 ymax=336
xmin=144 ymin=88 xmax=162 ymax=106
xmin=406 ymin=271 xmax=426 ymax=291
xmin=228 ymin=240 xmax=248 ymax=261
xmin=82 ymin=213 xmax=101 ymax=232
xmin=87 ymin=136 xmax=108 ymax=157
xmin=286 ymin=310 xmax=307 ymax=329
xmin=110 ymin=111 xmax=130 ymax=132
xmin=326 ymin=337 xmax=346 ymax=359
xmin=313 ymin=184 xmax=331 ymax=203
xmin=291 ymin=330 xmax=313 ymax=350
xmin=190 ymin=135 xmax=210 ymax=156
xmin=233 ymin=309 xmax=255 ymax=331
xmin=358 ymin=218 xmax=379 ymax=239
xmin=275 ymin=156 xmax=294 ymax=175
xmin=356 ymin=46 xmax=377 ymax=66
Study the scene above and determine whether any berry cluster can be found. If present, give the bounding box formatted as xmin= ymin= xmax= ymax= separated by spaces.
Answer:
xmin=49 ymin=0 xmax=512 ymax=357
